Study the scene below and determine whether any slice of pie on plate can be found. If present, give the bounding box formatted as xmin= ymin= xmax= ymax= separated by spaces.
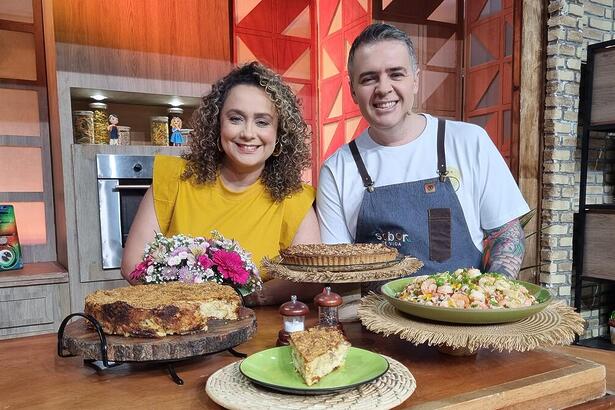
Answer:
xmin=289 ymin=327 xmax=351 ymax=386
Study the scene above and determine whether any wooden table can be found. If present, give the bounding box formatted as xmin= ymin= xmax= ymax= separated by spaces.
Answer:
xmin=0 ymin=306 xmax=607 ymax=409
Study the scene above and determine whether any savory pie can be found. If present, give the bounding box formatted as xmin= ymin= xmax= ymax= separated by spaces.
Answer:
xmin=84 ymin=281 xmax=241 ymax=337
xmin=280 ymin=243 xmax=398 ymax=266
xmin=289 ymin=327 xmax=351 ymax=386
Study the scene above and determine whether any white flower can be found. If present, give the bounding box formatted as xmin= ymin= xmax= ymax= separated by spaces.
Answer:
xmin=168 ymin=256 xmax=181 ymax=266
xmin=147 ymin=265 xmax=154 ymax=274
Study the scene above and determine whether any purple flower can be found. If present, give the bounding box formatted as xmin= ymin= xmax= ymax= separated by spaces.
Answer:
xmin=162 ymin=267 xmax=178 ymax=280
xmin=177 ymin=266 xmax=193 ymax=283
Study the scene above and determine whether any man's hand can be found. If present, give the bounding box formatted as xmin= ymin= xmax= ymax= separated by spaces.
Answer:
xmin=482 ymin=219 xmax=525 ymax=278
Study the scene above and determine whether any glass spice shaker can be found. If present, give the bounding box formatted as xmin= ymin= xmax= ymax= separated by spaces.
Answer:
xmin=314 ymin=287 xmax=343 ymax=329
xmin=276 ymin=295 xmax=309 ymax=346
xmin=89 ymin=102 xmax=109 ymax=144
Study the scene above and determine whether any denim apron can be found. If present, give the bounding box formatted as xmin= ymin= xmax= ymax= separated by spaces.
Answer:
xmin=351 ymin=119 xmax=482 ymax=278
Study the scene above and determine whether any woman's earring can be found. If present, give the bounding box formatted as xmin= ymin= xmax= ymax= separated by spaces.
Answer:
xmin=217 ymin=138 xmax=223 ymax=152
xmin=272 ymin=142 xmax=282 ymax=157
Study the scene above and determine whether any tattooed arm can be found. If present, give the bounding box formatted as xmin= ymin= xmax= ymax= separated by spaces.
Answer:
xmin=482 ymin=219 xmax=525 ymax=278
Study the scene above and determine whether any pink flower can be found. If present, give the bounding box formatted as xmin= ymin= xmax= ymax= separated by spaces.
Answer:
xmin=213 ymin=250 xmax=250 ymax=285
xmin=130 ymin=258 xmax=151 ymax=281
xmin=197 ymin=254 xmax=214 ymax=270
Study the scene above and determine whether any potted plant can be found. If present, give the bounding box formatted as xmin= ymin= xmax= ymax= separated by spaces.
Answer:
xmin=610 ymin=311 xmax=615 ymax=344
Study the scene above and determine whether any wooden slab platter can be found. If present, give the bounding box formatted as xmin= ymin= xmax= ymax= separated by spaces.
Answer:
xmin=60 ymin=307 xmax=256 ymax=362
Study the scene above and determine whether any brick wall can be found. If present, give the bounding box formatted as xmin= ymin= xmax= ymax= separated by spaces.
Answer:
xmin=544 ymin=0 xmax=615 ymax=339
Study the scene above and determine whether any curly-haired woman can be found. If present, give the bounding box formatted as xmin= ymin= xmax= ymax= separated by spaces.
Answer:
xmin=122 ymin=62 xmax=321 ymax=305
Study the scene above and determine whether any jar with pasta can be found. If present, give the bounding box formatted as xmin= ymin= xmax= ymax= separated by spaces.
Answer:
xmin=117 ymin=125 xmax=131 ymax=145
xmin=150 ymin=116 xmax=169 ymax=146
xmin=89 ymin=102 xmax=109 ymax=144
xmin=72 ymin=110 xmax=94 ymax=144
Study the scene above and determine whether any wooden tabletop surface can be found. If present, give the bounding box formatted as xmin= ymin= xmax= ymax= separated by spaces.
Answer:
xmin=0 ymin=305 xmax=607 ymax=409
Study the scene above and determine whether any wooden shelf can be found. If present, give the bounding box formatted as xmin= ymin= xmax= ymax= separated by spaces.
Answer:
xmin=0 ymin=262 xmax=68 ymax=288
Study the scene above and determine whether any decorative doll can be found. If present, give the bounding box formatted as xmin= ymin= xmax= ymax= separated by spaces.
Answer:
xmin=169 ymin=116 xmax=184 ymax=146
xmin=107 ymin=114 xmax=119 ymax=145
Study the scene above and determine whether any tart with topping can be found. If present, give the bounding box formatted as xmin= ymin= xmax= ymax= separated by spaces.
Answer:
xmin=280 ymin=243 xmax=398 ymax=266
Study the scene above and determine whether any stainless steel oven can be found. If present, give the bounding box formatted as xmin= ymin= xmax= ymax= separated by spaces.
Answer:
xmin=97 ymin=154 xmax=154 ymax=269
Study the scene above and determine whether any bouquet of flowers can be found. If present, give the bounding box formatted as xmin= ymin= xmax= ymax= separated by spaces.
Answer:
xmin=129 ymin=231 xmax=263 ymax=296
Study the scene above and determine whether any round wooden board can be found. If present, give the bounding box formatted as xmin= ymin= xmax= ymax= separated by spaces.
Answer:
xmin=61 ymin=307 xmax=257 ymax=362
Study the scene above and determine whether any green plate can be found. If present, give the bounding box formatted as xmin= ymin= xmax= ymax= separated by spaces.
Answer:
xmin=381 ymin=277 xmax=553 ymax=324
xmin=239 ymin=346 xmax=389 ymax=395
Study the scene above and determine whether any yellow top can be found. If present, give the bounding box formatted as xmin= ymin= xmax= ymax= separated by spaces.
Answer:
xmin=152 ymin=155 xmax=315 ymax=280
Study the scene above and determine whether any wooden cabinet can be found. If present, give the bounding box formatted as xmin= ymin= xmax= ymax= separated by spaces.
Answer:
xmin=0 ymin=262 xmax=69 ymax=339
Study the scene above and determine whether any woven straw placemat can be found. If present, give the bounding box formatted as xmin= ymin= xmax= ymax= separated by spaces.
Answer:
xmin=262 ymin=257 xmax=423 ymax=283
xmin=205 ymin=355 xmax=416 ymax=410
xmin=358 ymin=294 xmax=585 ymax=352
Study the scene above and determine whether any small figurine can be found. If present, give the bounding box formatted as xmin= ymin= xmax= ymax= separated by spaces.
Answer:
xmin=108 ymin=114 xmax=119 ymax=145
xmin=169 ymin=116 xmax=184 ymax=146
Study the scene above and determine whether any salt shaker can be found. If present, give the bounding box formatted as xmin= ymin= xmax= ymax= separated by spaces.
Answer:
xmin=276 ymin=295 xmax=309 ymax=346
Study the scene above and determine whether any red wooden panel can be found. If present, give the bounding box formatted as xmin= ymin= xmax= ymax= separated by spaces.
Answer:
xmin=236 ymin=0 xmax=274 ymax=32
xmin=274 ymin=0 xmax=310 ymax=34
xmin=466 ymin=65 xmax=498 ymax=111
xmin=274 ymin=38 xmax=310 ymax=74
xmin=467 ymin=0 xmax=489 ymax=23
xmin=343 ymin=0 xmax=368 ymax=25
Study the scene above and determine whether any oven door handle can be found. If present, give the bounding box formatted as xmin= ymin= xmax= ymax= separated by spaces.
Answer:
xmin=114 ymin=184 xmax=151 ymax=191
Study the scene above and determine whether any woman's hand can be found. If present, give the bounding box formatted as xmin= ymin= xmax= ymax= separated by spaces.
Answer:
xmin=120 ymin=187 xmax=161 ymax=284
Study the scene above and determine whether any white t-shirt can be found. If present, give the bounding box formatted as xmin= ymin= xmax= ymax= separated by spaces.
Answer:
xmin=316 ymin=114 xmax=530 ymax=252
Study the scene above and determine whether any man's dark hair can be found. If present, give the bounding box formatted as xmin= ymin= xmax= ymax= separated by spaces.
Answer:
xmin=347 ymin=23 xmax=418 ymax=77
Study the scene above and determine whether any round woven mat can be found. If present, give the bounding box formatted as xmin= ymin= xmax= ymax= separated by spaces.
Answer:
xmin=205 ymin=355 xmax=415 ymax=410
xmin=262 ymin=257 xmax=423 ymax=283
xmin=358 ymin=295 xmax=585 ymax=352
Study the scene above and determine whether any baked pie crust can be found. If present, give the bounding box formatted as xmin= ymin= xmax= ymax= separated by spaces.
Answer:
xmin=289 ymin=327 xmax=351 ymax=386
xmin=280 ymin=243 xmax=398 ymax=266
xmin=84 ymin=281 xmax=241 ymax=337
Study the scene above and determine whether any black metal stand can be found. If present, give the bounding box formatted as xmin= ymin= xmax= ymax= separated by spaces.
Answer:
xmin=57 ymin=313 xmax=248 ymax=385
xmin=573 ymin=39 xmax=615 ymax=347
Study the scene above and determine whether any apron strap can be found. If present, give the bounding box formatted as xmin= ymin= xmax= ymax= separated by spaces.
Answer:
xmin=349 ymin=140 xmax=375 ymax=192
xmin=437 ymin=118 xmax=448 ymax=182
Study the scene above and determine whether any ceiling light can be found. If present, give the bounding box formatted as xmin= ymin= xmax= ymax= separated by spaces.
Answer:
xmin=169 ymin=98 xmax=183 ymax=107
xmin=90 ymin=94 xmax=107 ymax=101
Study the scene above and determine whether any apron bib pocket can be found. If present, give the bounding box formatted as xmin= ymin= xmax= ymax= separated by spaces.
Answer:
xmin=428 ymin=208 xmax=451 ymax=262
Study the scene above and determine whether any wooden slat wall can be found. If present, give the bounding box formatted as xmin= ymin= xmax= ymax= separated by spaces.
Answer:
xmin=52 ymin=0 xmax=232 ymax=84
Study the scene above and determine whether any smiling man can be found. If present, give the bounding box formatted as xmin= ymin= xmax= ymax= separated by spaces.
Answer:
xmin=316 ymin=23 xmax=529 ymax=280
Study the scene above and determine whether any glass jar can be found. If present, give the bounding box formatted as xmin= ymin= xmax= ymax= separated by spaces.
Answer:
xmin=72 ymin=110 xmax=94 ymax=144
xmin=117 ymin=125 xmax=131 ymax=145
xmin=89 ymin=102 xmax=109 ymax=144
xmin=150 ymin=116 xmax=169 ymax=146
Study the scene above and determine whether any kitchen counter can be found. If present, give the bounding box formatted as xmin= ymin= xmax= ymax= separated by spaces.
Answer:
xmin=0 ymin=305 xmax=608 ymax=409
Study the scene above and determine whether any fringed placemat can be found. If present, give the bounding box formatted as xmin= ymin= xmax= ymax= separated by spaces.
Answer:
xmin=205 ymin=355 xmax=416 ymax=410
xmin=262 ymin=257 xmax=423 ymax=283
xmin=358 ymin=294 xmax=585 ymax=352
